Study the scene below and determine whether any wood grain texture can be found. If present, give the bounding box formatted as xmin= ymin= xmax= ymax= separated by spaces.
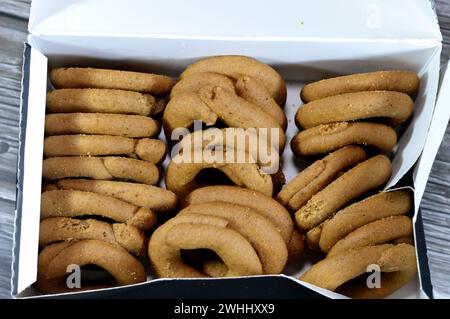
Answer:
xmin=0 ymin=0 xmax=449 ymax=298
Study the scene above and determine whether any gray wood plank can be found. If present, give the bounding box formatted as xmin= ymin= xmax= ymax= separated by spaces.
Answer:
xmin=0 ymin=0 xmax=449 ymax=299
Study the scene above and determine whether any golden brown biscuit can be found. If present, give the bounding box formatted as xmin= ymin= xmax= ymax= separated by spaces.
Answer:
xmin=300 ymin=71 xmax=420 ymax=102
xmin=181 ymin=55 xmax=286 ymax=105
xmin=46 ymin=88 xmax=160 ymax=115
xmin=56 ymin=179 xmax=177 ymax=213
xmin=276 ymin=146 xmax=367 ymax=212
xmin=291 ymin=122 xmax=397 ymax=157
xmin=50 ymin=67 xmax=175 ymax=95
xmin=43 ymin=135 xmax=166 ymax=164
xmin=42 ymin=156 xmax=160 ymax=185
xmin=300 ymin=244 xmax=417 ymax=299
xmin=45 ymin=113 xmax=160 ymax=137
xmin=295 ymin=155 xmax=392 ymax=232
xmin=198 ymin=86 xmax=286 ymax=150
xmin=166 ymin=152 xmax=274 ymax=198
xmin=392 ymin=237 xmax=415 ymax=245
xmin=319 ymin=190 xmax=412 ymax=253
xmin=134 ymin=138 xmax=167 ymax=164
xmin=327 ymin=216 xmax=413 ymax=257
xmin=236 ymin=76 xmax=287 ymax=130
xmin=287 ymin=230 xmax=306 ymax=261
xmin=39 ymin=217 xmax=146 ymax=256
xmin=296 ymin=91 xmax=414 ymax=129
xmin=178 ymin=202 xmax=288 ymax=274
xmin=40 ymin=190 xmax=157 ymax=230
xmin=170 ymin=72 xmax=235 ymax=98
xmin=149 ymin=214 xmax=262 ymax=278
xmin=163 ymin=92 xmax=218 ymax=137
xmin=181 ymin=185 xmax=293 ymax=243
xmin=305 ymin=225 xmax=323 ymax=251
xmin=176 ymin=128 xmax=281 ymax=174
xmin=37 ymin=240 xmax=146 ymax=293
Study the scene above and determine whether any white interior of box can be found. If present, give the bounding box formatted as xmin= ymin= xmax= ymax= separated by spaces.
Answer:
xmin=15 ymin=34 xmax=442 ymax=299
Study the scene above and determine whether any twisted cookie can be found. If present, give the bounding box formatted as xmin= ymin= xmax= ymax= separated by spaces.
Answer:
xmin=42 ymin=156 xmax=160 ymax=185
xmin=45 ymin=113 xmax=160 ymax=138
xmin=44 ymin=136 xmax=166 ymax=163
xmin=41 ymin=190 xmax=157 ymax=230
xmin=170 ymin=72 xmax=235 ymax=98
xmin=319 ymin=190 xmax=412 ymax=253
xmin=39 ymin=217 xmax=146 ymax=256
xmin=50 ymin=67 xmax=175 ymax=95
xmin=181 ymin=186 xmax=293 ymax=243
xmin=300 ymin=70 xmax=420 ymax=102
xmin=37 ymin=240 xmax=146 ymax=294
xmin=300 ymin=244 xmax=417 ymax=299
xmin=276 ymin=146 xmax=367 ymax=212
xmin=166 ymin=152 xmax=274 ymax=197
xmin=328 ymin=216 xmax=413 ymax=257
xmin=181 ymin=55 xmax=286 ymax=105
xmin=55 ymin=179 xmax=177 ymax=213
xmin=291 ymin=122 xmax=397 ymax=157
xmin=47 ymin=89 xmax=164 ymax=116
xmin=296 ymin=91 xmax=414 ymax=129
xmin=235 ymin=76 xmax=287 ymax=130
xmin=149 ymin=214 xmax=262 ymax=278
xmin=295 ymin=155 xmax=392 ymax=232
xmin=178 ymin=202 xmax=288 ymax=274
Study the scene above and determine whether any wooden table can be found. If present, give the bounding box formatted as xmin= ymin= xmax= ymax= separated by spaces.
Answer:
xmin=1 ymin=0 xmax=449 ymax=298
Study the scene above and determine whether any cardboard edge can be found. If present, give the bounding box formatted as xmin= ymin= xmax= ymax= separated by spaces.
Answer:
xmin=10 ymin=44 xmax=32 ymax=297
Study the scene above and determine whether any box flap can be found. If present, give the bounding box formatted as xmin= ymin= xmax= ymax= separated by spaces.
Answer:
xmin=29 ymin=0 xmax=441 ymax=41
xmin=413 ymin=60 xmax=450 ymax=208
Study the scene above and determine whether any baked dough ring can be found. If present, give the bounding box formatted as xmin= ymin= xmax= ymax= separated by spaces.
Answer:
xmin=50 ymin=67 xmax=175 ymax=95
xmin=149 ymin=214 xmax=262 ymax=278
xmin=328 ymin=216 xmax=413 ymax=257
xmin=46 ymin=88 xmax=163 ymax=116
xmin=181 ymin=185 xmax=293 ymax=243
xmin=300 ymin=244 xmax=417 ymax=299
xmin=55 ymin=179 xmax=177 ymax=213
xmin=43 ymin=135 xmax=166 ymax=163
xmin=166 ymin=152 xmax=274 ymax=197
xmin=296 ymin=91 xmax=414 ymax=129
xmin=42 ymin=156 xmax=160 ymax=185
xmin=163 ymin=92 xmax=218 ymax=137
xmin=38 ymin=240 xmax=146 ymax=293
xmin=300 ymin=71 xmax=420 ymax=102
xmin=276 ymin=146 xmax=366 ymax=212
xmin=40 ymin=190 xmax=157 ymax=230
xmin=305 ymin=225 xmax=323 ymax=251
xmin=319 ymin=190 xmax=412 ymax=253
xmin=176 ymin=128 xmax=281 ymax=176
xmin=39 ymin=217 xmax=146 ymax=256
xmin=178 ymin=202 xmax=288 ymax=274
xmin=181 ymin=55 xmax=286 ymax=105
xmin=198 ymin=86 xmax=286 ymax=150
xmin=291 ymin=122 xmax=397 ymax=157
xmin=287 ymin=230 xmax=306 ymax=261
xmin=170 ymin=72 xmax=235 ymax=98
xmin=295 ymin=155 xmax=392 ymax=232
xmin=45 ymin=113 xmax=160 ymax=137
xmin=236 ymin=76 xmax=287 ymax=130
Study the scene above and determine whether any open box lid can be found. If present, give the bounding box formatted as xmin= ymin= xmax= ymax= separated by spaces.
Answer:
xmin=29 ymin=0 xmax=441 ymax=41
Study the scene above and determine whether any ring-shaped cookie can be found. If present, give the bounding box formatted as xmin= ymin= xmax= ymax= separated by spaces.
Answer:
xmin=291 ymin=122 xmax=397 ymax=157
xmin=300 ymin=71 xmax=420 ymax=102
xmin=296 ymin=91 xmax=414 ymax=129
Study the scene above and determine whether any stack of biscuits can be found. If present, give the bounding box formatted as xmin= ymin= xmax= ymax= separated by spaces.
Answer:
xmin=37 ymin=67 xmax=178 ymax=293
xmin=276 ymin=71 xmax=420 ymax=298
xmin=162 ymin=56 xmax=288 ymax=198
xmin=148 ymin=185 xmax=304 ymax=278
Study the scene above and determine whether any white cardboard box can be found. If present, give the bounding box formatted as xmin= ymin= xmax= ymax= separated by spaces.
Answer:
xmin=11 ymin=0 xmax=450 ymax=298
